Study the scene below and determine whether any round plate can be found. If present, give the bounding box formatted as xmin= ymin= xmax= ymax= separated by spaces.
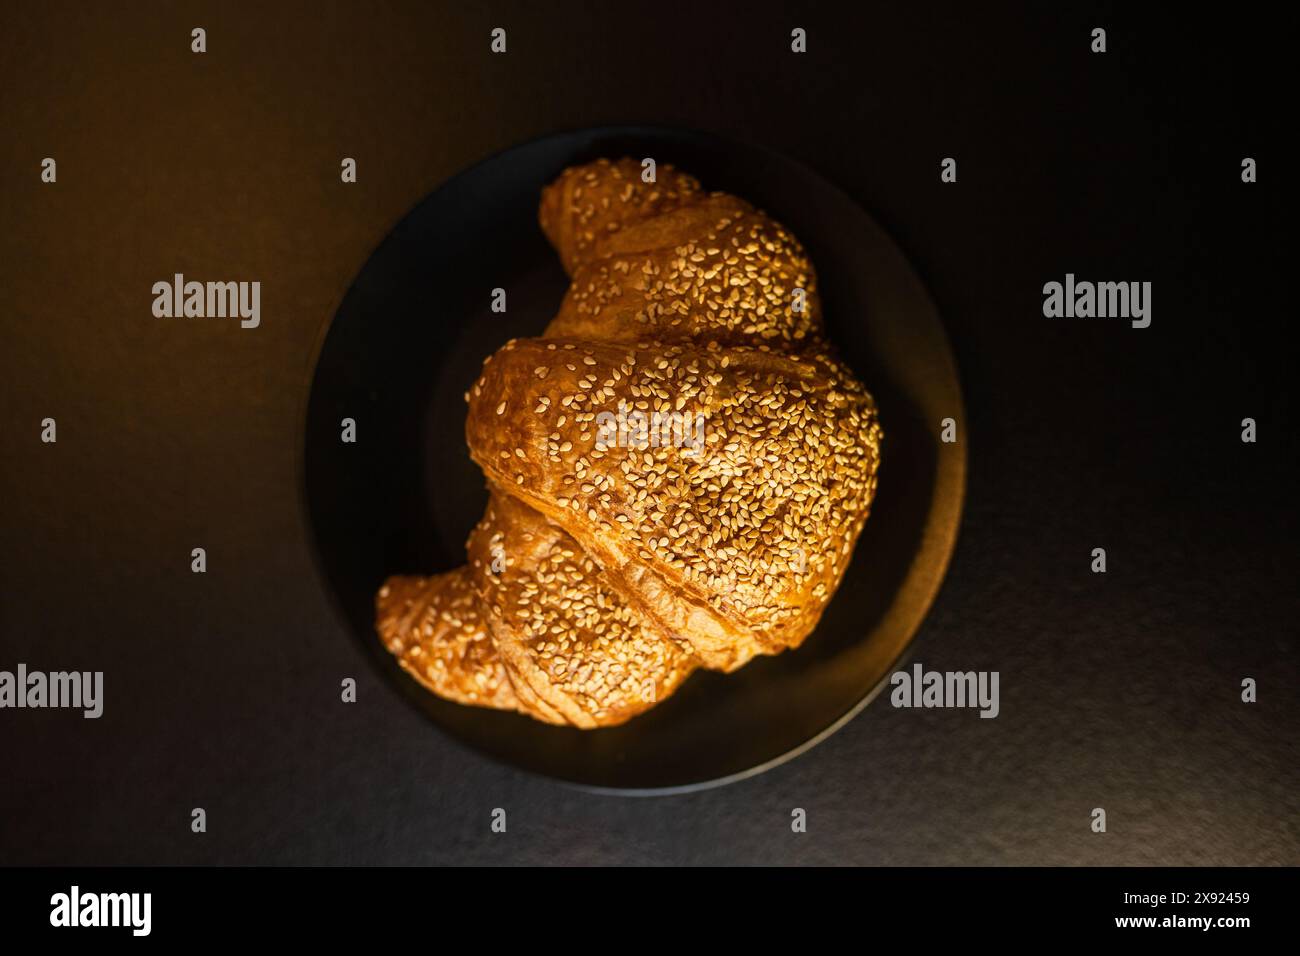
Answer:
xmin=301 ymin=126 xmax=965 ymax=793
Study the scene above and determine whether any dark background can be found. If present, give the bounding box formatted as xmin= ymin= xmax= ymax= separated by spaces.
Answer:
xmin=0 ymin=2 xmax=1294 ymax=864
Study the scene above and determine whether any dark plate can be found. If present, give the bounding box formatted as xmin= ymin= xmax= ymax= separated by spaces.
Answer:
xmin=301 ymin=126 xmax=965 ymax=793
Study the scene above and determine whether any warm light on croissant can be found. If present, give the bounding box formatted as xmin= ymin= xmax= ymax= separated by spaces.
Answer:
xmin=376 ymin=158 xmax=883 ymax=728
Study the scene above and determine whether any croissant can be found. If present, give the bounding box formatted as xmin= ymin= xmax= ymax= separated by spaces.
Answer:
xmin=376 ymin=158 xmax=883 ymax=727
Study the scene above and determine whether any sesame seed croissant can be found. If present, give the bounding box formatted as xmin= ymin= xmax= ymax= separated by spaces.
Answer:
xmin=376 ymin=158 xmax=883 ymax=727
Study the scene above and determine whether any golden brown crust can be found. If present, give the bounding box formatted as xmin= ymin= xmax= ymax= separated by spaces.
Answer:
xmin=375 ymin=570 xmax=521 ymax=713
xmin=465 ymin=338 xmax=881 ymax=670
xmin=466 ymin=492 xmax=696 ymax=727
xmin=538 ymin=158 xmax=704 ymax=276
xmin=376 ymin=157 xmax=883 ymax=724
xmin=542 ymin=166 xmax=823 ymax=349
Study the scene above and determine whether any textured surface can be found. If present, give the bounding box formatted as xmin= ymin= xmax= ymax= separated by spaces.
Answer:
xmin=0 ymin=3 xmax=1294 ymax=864
xmin=467 ymin=492 xmax=696 ymax=727
xmin=375 ymin=571 xmax=521 ymax=714
xmin=466 ymin=336 xmax=882 ymax=671
xmin=390 ymin=158 xmax=882 ymax=704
